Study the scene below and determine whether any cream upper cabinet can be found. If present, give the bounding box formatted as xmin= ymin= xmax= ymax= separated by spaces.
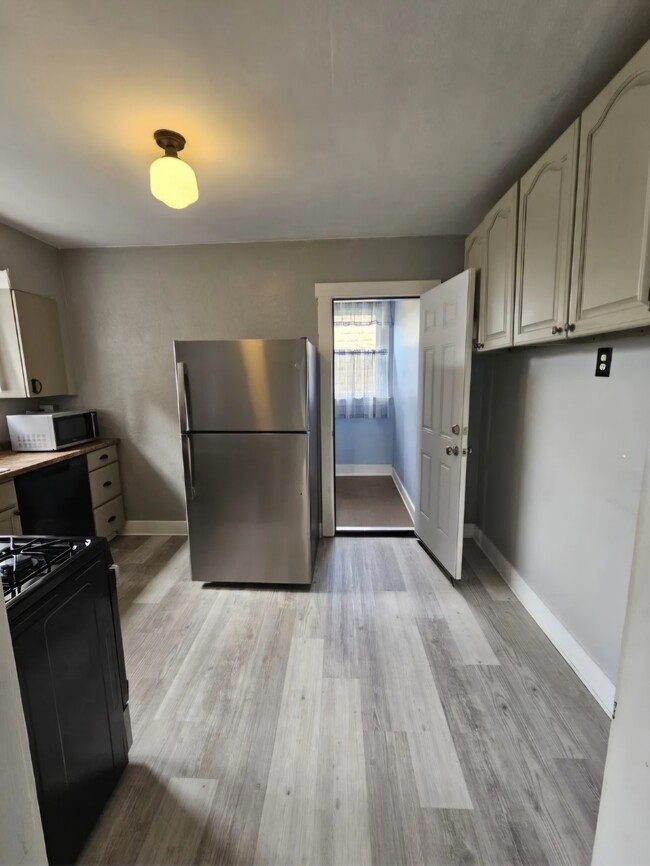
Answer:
xmin=514 ymin=121 xmax=579 ymax=345
xmin=569 ymin=40 xmax=650 ymax=337
xmin=464 ymin=223 xmax=483 ymax=270
xmin=0 ymin=285 xmax=28 ymax=399
xmin=0 ymin=270 xmax=70 ymax=398
xmin=478 ymin=183 xmax=518 ymax=351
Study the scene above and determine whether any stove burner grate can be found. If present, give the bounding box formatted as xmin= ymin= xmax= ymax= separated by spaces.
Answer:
xmin=1 ymin=536 xmax=92 ymax=602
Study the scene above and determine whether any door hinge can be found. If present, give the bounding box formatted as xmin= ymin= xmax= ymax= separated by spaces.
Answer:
xmin=612 ymin=700 xmax=617 ymax=719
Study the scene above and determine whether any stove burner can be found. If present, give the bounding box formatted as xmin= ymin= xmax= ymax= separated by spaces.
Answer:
xmin=1 ymin=536 xmax=92 ymax=603
xmin=0 ymin=553 xmax=40 ymax=578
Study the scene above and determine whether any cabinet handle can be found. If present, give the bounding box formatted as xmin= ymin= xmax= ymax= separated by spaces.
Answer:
xmin=102 ymin=480 xmax=113 ymax=488
xmin=107 ymin=515 xmax=116 ymax=523
xmin=99 ymin=454 xmax=109 ymax=461
xmin=31 ymin=378 xmax=43 ymax=394
xmin=13 ymin=510 xmax=20 ymax=517
xmin=551 ymin=325 xmax=563 ymax=335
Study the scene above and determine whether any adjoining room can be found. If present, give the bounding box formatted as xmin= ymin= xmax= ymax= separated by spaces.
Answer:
xmin=333 ymin=298 xmax=419 ymax=530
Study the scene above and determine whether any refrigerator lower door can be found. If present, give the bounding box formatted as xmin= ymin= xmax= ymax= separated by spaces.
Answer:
xmin=183 ymin=432 xmax=313 ymax=584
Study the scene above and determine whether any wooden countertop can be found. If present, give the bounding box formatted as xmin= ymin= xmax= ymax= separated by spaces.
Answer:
xmin=0 ymin=438 xmax=119 ymax=481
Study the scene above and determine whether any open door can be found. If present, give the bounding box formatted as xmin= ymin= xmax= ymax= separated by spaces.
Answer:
xmin=415 ymin=270 xmax=475 ymax=579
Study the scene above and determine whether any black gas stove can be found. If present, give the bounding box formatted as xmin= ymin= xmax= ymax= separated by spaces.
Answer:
xmin=1 ymin=535 xmax=93 ymax=606
xmin=4 ymin=534 xmax=130 ymax=865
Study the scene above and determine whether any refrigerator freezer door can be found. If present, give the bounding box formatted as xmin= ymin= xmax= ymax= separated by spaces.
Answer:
xmin=174 ymin=339 xmax=310 ymax=432
xmin=183 ymin=432 xmax=313 ymax=584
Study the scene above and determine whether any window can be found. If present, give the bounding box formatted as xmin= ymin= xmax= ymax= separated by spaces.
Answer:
xmin=333 ymin=300 xmax=392 ymax=419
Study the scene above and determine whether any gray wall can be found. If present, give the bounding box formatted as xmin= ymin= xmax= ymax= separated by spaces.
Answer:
xmin=0 ymin=223 xmax=73 ymax=440
xmin=391 ymin=298 xmax=420 ymax=503
xmin=592 ymin=439 xmax=650 ymax=866
xmin=335 ymin=418 xmax=393 ymax=465
xmin=477 ymin=334 xmax=650 ymax=683
xmin=62 ymin=236 xmax=464 ymax=520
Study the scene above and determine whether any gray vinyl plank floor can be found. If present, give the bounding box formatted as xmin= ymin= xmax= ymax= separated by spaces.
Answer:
xmin=80 ymin=536 xmax=609 ymax=866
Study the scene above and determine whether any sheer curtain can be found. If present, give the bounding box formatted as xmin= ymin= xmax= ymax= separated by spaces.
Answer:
xmin=334 ymin=300 xmax=392 ymax=419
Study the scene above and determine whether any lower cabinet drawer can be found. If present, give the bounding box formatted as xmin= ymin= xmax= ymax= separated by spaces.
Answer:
xmin=93 ymin=495 xmax=125 ymax=538
xmin=0 ymin=479 xmax=17 ymax=512
xmin=89 ymin=462 xmax=121 ymax=508
xmin=0 ymin=504 xmax=22 ymax=535
xmin=87 ymin=445 xmax=118 ymax=472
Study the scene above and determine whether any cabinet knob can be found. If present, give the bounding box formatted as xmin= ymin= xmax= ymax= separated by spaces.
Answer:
xmin=564 ymin=322 xmax=576 ymax=333
xmin=473 ymin=340 xmax=484 ymax=350
xmin=551 ymin=325 xmax=563 ymax=335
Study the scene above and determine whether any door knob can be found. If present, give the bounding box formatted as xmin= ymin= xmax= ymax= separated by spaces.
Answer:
xmin=446 ymin=445 xmax=460 ymax=456
xmin=451 ymin=424 xmax=460 ymax=435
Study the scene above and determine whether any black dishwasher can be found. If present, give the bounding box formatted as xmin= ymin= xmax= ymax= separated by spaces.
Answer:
xmin=15 ymin=456 xmax=95 ymax=536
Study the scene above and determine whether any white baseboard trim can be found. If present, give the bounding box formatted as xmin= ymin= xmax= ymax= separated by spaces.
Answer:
xmin=391 ymin=468 xmax=415 ymax=521
xmin=335 ymin=464 xmax=392 ymax=477
xmin=474 ymin=527 xmax=616 ymax=717
xmin=122 ymin=520 xmax=188 ymax=536
xmin=463 ymin=523 xmax=476 ymax=539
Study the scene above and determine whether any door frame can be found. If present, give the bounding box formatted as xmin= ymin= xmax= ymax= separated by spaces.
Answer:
xmin=315 ymin=280 xmax=440 ymax=537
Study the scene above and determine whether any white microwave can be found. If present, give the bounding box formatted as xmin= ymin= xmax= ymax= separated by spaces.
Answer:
xmin=7 ymin=410 xmax=99 ymax=452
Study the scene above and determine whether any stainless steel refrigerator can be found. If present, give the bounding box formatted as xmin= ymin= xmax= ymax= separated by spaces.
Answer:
xmin=174 ymin=338 xmax=319 ymax=584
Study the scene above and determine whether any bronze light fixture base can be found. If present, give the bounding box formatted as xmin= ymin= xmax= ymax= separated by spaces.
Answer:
xmin=153 ymin=129 xmax=186 ymax=157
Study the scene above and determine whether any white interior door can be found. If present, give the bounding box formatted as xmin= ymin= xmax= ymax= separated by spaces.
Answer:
xmin=415 ymin=270 xmax=475 ymax=579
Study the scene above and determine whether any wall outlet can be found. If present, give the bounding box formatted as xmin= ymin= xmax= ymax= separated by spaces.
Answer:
xmin=595 ymin=347 xmax=612 ymax=377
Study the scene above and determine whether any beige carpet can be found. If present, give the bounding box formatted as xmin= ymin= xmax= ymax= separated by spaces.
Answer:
xmin=336 ymin=475 xmax=412 ymax=527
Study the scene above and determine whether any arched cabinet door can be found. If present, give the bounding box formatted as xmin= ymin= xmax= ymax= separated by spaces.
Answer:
xmin=514 ymin=121 xmax=578 ymax=345
xmin=569 ymin=40 xmax=650 ymax=337
xmin=478 ymin=183 xmax=518 ymax=351
xmin=464 ymin=224 xmax=483 ymax=271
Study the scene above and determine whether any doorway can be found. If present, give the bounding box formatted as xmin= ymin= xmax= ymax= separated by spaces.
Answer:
xmin=333 ymin=297 xmax=418 ymax=531
xmin=315 ymin=280 xmax=440 ymax=537
xmin=317 ymin=273 xmax=478 ymax=580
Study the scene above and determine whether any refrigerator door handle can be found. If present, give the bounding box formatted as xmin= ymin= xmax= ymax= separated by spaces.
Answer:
xmin=176 ymin=361 xmax=191 ymax=433
xmin=181 ymin=434 xmax=196 ymax=500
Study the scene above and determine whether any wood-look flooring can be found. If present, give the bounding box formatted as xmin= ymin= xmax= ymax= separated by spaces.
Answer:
xmin=81 ymin=535 xmax=609 ymax=866
xmin=336 ymin=475 xmax=413 ymax=527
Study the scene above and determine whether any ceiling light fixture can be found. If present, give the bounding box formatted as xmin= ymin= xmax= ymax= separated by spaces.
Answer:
xmin=150 ymin=129 xmax=199 ymax=209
